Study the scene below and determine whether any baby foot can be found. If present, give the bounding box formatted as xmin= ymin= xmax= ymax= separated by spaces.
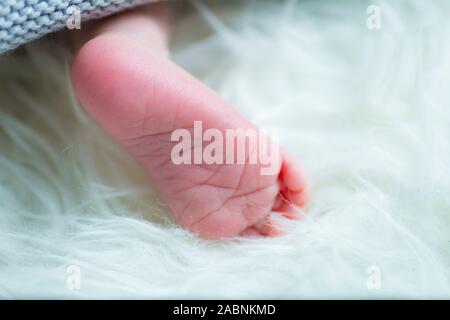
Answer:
xmin=72 ymin=5 xmax=308 ymax=239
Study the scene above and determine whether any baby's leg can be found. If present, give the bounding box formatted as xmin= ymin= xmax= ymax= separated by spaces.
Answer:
xmin=72 ymin=3 xmax=308 ymax=239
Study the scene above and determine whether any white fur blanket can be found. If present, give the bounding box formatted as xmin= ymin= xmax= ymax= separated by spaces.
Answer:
xmin=0 ymin=0 xmax=449 ymax=298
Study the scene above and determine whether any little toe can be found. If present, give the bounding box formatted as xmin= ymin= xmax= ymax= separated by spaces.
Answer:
xmin=251 ymin=216 xmax=284 ymax=237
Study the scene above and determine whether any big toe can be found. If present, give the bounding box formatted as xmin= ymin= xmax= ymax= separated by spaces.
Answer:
xmin=272 ymin=152 xmax=309 ymax=220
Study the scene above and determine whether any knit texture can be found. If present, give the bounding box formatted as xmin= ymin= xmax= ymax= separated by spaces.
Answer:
xmin=0 ymin=0 xmax=155 ymax=53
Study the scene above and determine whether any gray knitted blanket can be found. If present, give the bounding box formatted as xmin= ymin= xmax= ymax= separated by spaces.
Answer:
xmin=0 ymin=0 xmax=155 ymax=54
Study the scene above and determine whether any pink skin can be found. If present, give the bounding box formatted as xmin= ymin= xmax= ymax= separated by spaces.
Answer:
xmin=72 ymin=4 xmax=308 ymax=239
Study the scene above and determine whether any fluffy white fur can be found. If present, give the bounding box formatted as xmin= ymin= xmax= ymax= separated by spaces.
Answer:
xmin=0 ymin=0 xmax=449 ymax=298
